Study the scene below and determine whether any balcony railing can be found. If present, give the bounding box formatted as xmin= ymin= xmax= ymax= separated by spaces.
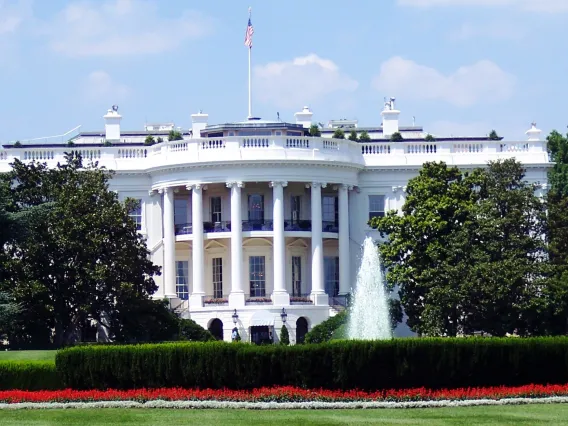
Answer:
xmin=284 ymin=220 xmax=311 ymax=231
xmin=322 ymin=221 xmax=339 ymax=233
xmin=174 ymin=219 xmax=341 ymax=235
xmin=242 ymin=219 xmax=273 ymax=231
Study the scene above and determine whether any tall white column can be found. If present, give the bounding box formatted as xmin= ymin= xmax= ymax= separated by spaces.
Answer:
xmin=338 ymin=184 xmax=352 ymax=295
xmin=310 ymin=182 xmax=328 ymax=305
xmin=188 ymin=184 xmax=205 ymax=306
xmin=227 ymin=181 xmax=246 ymax=307
xmin=162 ymin=187 xmax=176 ymax=297
xmin=270 ymin=181 xmax=290 ymax=305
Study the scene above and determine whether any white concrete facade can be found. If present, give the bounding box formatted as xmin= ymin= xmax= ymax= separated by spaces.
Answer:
xmin=0 ymin=105 xmax=550 ymax=344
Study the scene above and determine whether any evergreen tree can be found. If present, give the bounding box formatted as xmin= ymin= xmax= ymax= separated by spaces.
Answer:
xmin=279 ymin=324 xmax=290 ymax=345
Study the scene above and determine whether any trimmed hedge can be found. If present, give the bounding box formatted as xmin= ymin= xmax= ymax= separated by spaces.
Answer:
xmin=0 ymin=361 xmax=62 ymax=390
xmin=56 ymin=338 xmax=568 ymax=391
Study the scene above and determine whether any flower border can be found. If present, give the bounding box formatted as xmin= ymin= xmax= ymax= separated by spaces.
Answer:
xmin=1 ymin=397 xmax=568 ymax=410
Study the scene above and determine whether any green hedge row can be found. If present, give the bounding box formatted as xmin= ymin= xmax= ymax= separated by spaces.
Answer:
xmin=0 ymin=361 xmax=62 ymax=390
xmin=56 ymin=337 xmax=568 ymax=390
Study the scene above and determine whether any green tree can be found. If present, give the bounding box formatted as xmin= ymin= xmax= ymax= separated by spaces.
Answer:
xmin=348 ymin=130 xmax=358 ymax=141
xmin=425 ymin=134 xmax=436 ymax=142
xmin=2 ymin=153 xmax=160 ymax=347
xmin=279 ymin=325 xmax=290 ymax=345
xmin=0 ymin=292 xmax=19 ymax=343
xmin=359 ymin=131 xmax=371 ymax=142
xmin=390 ymin=132 xmax=403 ymax=141
xmin=144 ymin=135 xmax=155 ymax=146
xmin=332 ymin=129 xmax=345 ymax=139
xmin=156 ymin=137 xmax=164 ymax=144
xmin=168 ymin=130 xmax=183 ymax=141
xmin=489 ymin=130 xmax=501 ymax=140
xmin=372 ymin=160 xmax=549 ymax=336
xmin=309 ymin=124 xmax=321 ymax=137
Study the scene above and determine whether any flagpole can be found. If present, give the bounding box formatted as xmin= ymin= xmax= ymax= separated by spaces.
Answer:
xmin=247 ymin=7 xmax=252 ymax=119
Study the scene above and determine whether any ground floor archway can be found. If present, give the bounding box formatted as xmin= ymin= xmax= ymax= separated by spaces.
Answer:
xmin=296 ymin=317 xmax=309 ymax=344
xmin=208 ymin=318 xmax=224 ymax=341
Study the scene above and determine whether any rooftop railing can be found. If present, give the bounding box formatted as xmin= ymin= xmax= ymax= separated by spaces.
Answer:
xmin=0 ymin=136 xmax=548 ymax=173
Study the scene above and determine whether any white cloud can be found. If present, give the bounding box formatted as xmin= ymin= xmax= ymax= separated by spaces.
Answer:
xmin=0 ymin=0 xmax=31 ymax=35
xmin=45 ymin=0 xmax=213 ymax=56
xmin=398 ymin=0 xmax=568 ymax=13
xmin=372 ymin=57 xmax=516 ymax=107
xmin=253 ymin=54 xmax=359 ymax=109
xmin=84 ymin=71 xmax=130 ymax=101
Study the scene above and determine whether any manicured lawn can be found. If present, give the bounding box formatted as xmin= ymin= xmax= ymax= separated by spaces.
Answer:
xmin=1 ymin=404 xmax=568 ymax=425
xmin=0 ymin=350 xmax=56 ymax=362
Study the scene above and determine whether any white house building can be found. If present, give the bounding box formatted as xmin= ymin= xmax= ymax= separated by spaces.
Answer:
xmin=0 ymin=100 xmax=551 ymax=344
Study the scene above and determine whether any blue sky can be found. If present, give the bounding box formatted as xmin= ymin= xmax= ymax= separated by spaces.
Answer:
xmin=0 ymin=0 xmax=566 ymax=142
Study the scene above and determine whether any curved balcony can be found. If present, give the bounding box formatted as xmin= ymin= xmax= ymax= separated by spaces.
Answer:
xmin=174 ymin=219 xmax=339 ymax=237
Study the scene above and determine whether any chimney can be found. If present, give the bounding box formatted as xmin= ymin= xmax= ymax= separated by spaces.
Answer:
xmin=294 ymin=106 xmax=313 ymax=129
xmin=381 ymin=97 xmax=400 ymax=138
xmin=191 ymin=110 xmax=208 ymax=138
xmin=104 ymin=105 xmax=122 ymax=141
xmin=525 ymin=122 xmax=542 ymax=141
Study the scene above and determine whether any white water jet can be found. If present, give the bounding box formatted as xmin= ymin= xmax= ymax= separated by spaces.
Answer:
xmin=347 ymin=237 xmax=392 ymax=340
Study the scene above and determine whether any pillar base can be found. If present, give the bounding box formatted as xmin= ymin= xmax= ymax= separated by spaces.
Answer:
xmin=189 ymin=293 xmax=204 ymax=308
xmin=310 ymin=292 xmax=329 ymax=306
xmin=271 ymin=291 xmax=290 ymax=306
xmin=228 ymin=292 xmax=246 ymax=308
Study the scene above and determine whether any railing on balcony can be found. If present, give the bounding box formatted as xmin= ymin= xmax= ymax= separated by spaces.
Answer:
xmin=175 ymin=223 xmax=192 ymax=235
xmin=242 ymin=219 xmax=273 ymax=231
xmin=322 ymin=221 xmax=339 ymax=233
xmin=204 ymin=221 xmax=231 ymax=233
xmin=284 ymin=219 xmax=311 ymax=231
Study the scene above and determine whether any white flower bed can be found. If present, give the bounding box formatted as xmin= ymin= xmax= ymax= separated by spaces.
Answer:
xmin=1 ymin=396 xmax=568 ymax=410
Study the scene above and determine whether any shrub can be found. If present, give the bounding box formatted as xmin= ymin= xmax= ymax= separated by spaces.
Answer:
xmin=390 ymin=132 xmax=403 ymax=141
xmin=348 ymin=131 xmax=358 ymax=141
xmin=304 ymin=311 xmax=347 ymax=344
xmin=359 ymin=131 xmax=371 ymax=142
xmin=0 ymin=361 xmax=61 ymax=390
xmin=309 ymin=124 xmax=321 ymax=137
xmin=332 ymin=129 xmax=345 ymax=139
xmin=168 ymin=130 xmax=183 ymax=141
xmin=178 ymin=319 xmax=215 ymax=342
xmin=55 ymin=338 xmax=568 ymax=391
xmin=144 ymin=135 xmax=155 ymax=146
xmin=280 ymin=325 xmax=290 ymax=345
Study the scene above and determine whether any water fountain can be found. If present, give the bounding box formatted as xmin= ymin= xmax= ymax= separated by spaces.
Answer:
xmin=346 ymin=237 xmax=392 ymax=340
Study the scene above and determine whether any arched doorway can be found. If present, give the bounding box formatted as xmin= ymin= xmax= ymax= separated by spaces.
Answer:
xmin=208 ymin=318 xmax=224 ymax=341
xmin=296 ymin=317 xmax=308 ymax=344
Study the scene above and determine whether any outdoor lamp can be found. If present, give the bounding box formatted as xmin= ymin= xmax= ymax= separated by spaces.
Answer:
xmin=232 ymin=309 xmax=239 ymax=324
xmin=280 ymin=308 xmax=287 ymax=323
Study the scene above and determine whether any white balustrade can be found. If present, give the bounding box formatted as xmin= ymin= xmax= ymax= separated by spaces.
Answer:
xmin=0 ymin=137 xmax=547 ymax=173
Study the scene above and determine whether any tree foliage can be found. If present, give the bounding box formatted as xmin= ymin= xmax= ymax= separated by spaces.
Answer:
xmin=168 ymin=130 xmax=183 ymax=141
xmin=372 ymin=160 xmax=550 ymax=336
xmin=0 ymin=153 xmax=160 ymax=347
xmin=390 ymin=132 xmax=403 ymax=141
xmin=279 ymin=325 xmax=290 ymax=345
xmin=348 ymin=130 xmax=358 ymax=141
xmin=332 ymin=129 xmax=345 ymax=139
xmin=144 ymin=135 xmax=155 ymax=146
xmin=359 ymin=131 xmax=371 ymax=142
xmin=309 ymin=124 xmax=321 ymax=137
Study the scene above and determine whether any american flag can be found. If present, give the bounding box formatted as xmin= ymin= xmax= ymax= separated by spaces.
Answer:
xmin=244 ymin=17 xmax=254 ymax=48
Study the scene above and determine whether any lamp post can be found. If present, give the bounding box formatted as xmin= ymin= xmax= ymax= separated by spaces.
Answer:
xmin=232 ymin=309 xmax=239 ymax=325
xmin=280 ymin=308 xmax=287 ymax=323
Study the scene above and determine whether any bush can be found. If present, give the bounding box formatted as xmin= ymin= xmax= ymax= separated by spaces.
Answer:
xmin=56 ymin=337 xmax=568 ymax=391
xmin=280 ymin=325 xmax=290 ymax=345
xmin=304 ymin=311 xmax=347 ymax=344
xmin=0 ymin=361 xmax=61 ymax=390
xmin=178 ymin=319 xmax=215 ymax=342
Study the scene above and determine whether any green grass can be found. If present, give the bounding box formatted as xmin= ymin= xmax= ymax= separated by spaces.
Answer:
xmin=0 ymin=404 xmax=568 ymax=425
xmin=0 ymin=350 xmax=56 ymax=362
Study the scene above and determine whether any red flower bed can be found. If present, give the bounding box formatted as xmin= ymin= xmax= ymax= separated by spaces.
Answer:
xmin=1 ymin=384 xmax=568 ymax=404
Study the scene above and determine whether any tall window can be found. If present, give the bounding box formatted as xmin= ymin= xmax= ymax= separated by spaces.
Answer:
xmin=292 ymin=256 xmax=302 ymax=296
xmin=176 ymin=261 xmax=189 ymax=300
xmin=324 ymin=256 xmax=339 ymax=297
xmin=368 ymin=195 xmax=385 ymax=220
xmin=248 ymin=194 xmax=264 ymax=223
xmin=174 ymin=199 xmax=188 ymax=225
xmin=249 ymin=256 xmax=266 ymax=297
xmin=128 ymin=199 xmax=142 ymax=231
xmin=291 ymin=195 xmax=301 ymax=223
xmin=212 ymin=257 xmax=223 ymax=298
xmin=322 ymin=196 xmax=338 ymax=224
xmin=210 ymin=197 xmax=222 ymax=223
